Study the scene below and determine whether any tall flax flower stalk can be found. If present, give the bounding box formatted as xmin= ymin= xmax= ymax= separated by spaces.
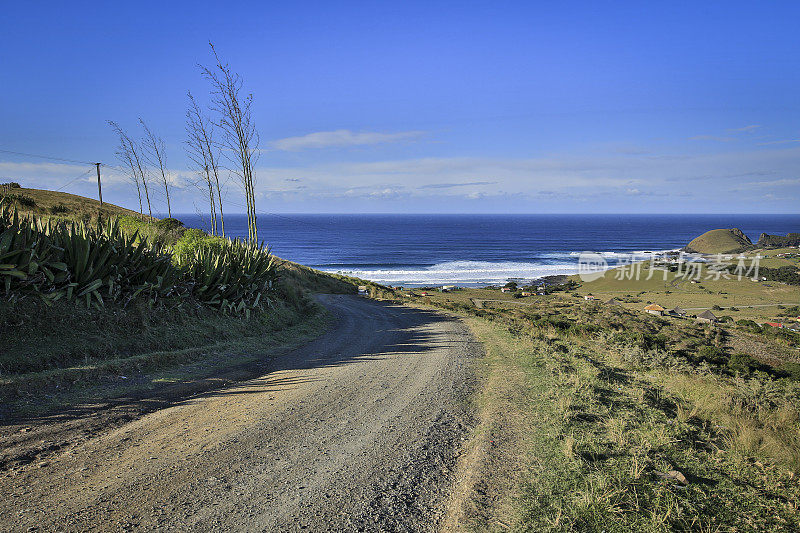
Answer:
xmin=200 ymin=43 xmax=258 ymax=243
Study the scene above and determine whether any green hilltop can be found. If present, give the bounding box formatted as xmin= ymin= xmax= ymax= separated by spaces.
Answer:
xmin=685 ymin=228 xmax=753 ymax=254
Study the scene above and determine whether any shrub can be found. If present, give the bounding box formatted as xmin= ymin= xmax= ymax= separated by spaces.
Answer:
xmin=736 ymin=319 xmax=762 ymax=333
xmin=780 ymin=362 xmax=800 ymax=381
xmin=2 ymin=193 xmax=35 ymax=208
xmin=712 ymin=304 xmax=723 ymax=311
xmin=173 ymin=228 xmax=226 ymax=260
xmin=48 ymin=203 xmax=70 ymax=215
xmin=155 ymin=217 xmax=184 ymax=232
xmin=697 ymin=345 xmax=727 ymax=365
xmin=727 ymin=352 xmax=766 ymax=374
xmin=778 ymin=305 xmax=800 ymax=317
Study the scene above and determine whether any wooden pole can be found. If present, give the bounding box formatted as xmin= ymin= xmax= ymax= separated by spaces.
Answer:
xmin=95 ymin=163 xmax=103 ymax=206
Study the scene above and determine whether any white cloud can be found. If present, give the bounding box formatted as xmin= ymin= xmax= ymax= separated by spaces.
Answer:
xmin=688 ymin=135 xmax=734 ymax=142
xmin=6 ymin=142 xmax=799 ymax=212
xmin=247 ymin=144 xmax=800 ymax=206
xmin=757 ymin=139 xmax=800 ymax=146
xmin=726 ymin=124 xmax=761 ymax=133
xmin=269 ymin=129 xmax=425 ymax=151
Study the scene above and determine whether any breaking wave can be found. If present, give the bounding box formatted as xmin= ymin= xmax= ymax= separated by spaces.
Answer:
xmin=320 ymin=249 xmax=681 ymax=287
xmin=321 ymin=260 xmax=579 ymax=287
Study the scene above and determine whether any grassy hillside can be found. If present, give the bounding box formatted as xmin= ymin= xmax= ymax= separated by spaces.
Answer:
xmin=686 ymin=228 xmax=753 ymax=254
xmin=1 ymin=186 xmax=143 ymax=220
xmin=411 ymin=290 xmax=800 ymax=530
xmin=571 ymin=259 xmax=799 ymax=322
xmin=0 ymin=192 xmax=380 ymax=413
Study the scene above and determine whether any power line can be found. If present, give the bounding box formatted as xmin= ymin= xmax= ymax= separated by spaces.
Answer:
xmin=0 ymin=148 xmax=96 ymax=166
xmin=56 ymin=169 xmax=95 ymax=192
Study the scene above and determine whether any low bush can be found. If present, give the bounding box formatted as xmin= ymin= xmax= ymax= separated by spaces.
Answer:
xmin=781 ymin=362 xmax=800 ymax=381
xmin=697 ymin=344 xmax=727 ymax=365
xmin=155 ymin=217 xmax=184 ymax=232
xmin=173 ymin=228 xmax=226 ymax=260
xmin=727 ymin=352 xmax=766 ymax=374
xmin=48 ymin=203 xmax=70 ymax=215
xmin=1 ymin=193 xmax=36 ymax=208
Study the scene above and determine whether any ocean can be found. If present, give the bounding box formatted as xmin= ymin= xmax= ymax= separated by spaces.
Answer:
xmin=176 ymin=214 xmax=800 ymax=287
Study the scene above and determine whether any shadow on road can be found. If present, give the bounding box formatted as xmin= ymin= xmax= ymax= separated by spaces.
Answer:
xmin=1 ymin=295 xmax=457 ymax=429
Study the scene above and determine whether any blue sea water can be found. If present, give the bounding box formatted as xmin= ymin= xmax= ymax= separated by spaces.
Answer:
xmin=176 ymin=214 xmax=800 ymax=287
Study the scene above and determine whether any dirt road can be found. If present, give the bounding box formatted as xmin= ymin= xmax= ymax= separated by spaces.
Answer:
xmin=0 ymin=295 xmax=478 ymax=532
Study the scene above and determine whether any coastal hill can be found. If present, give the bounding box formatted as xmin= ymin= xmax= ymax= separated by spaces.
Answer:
xmin=685 ymin=228 xmax=753 ymax=254
xmin=758 ymin=232 xmax=800 ymax=248
xmin=1 ymin=185 xmax=141 ymax=219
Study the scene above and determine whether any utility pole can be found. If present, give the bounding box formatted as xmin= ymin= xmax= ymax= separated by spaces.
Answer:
xmin=95 ymin=163 xmax=103 ymax=207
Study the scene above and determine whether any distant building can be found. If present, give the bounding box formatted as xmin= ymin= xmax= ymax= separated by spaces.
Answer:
xmin=500 ymin=287 xmax=511 ymax=293
xmin=521 ymin=291 xmax=532 ymax=296
xmin=696 ymin=310 xmax=718 ymax=323
xmin=644 ymin=303 xmax=666 ymax=316
xmin=764 ymin=322 xmax=783 ymax=328
xmin=668 ymin=306 xmax=687 ymax=317
xmin=584 ymin=295 xmax=598 ymax=301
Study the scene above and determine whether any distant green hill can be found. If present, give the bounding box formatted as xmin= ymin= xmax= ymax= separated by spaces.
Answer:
xmin=685 ymin=228 xmax=753 ymax=254
xmin=0 ymin=186 xmax=143 ymax=220
xmin=757 ymin=232 xmax=800 ymax=248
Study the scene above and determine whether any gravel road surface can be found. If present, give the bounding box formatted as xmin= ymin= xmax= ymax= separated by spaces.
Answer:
xmin=0 ymin=295 xmax=478 ymax=532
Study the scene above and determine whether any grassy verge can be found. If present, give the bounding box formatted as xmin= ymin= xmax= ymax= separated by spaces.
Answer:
xmin=416 ymin=293 xmax=800 ymax=531
xmin=4 ymin=309 xmax=331 ymax=420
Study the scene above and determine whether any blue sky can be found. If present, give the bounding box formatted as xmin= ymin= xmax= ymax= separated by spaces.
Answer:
xmin=2 ymin=1 xmax=799 ymax=214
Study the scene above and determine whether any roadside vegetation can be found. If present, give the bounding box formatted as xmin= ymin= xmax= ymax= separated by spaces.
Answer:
xmin=412 ymin=287 xmax=800 ymax=530
xmin=0 ymin=197 xmax=367 ymax=415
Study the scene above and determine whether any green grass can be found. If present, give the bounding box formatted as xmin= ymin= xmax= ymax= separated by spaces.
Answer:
xmin=573 ymin=260 xmax=800 ymax=322
xmin=1 ymin=187 xmax=142 ymax=221
xmin=686 ymin=228 xmax=752 ymax=254
xmin=410 ymin=292 xmax=800 ymax=531
xmin=5 ymin=308 xmax=332 ymax=419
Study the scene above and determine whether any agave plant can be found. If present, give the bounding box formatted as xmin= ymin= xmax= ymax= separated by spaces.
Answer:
xmin=0 ymin=203 xmax=68 ymax=298
xmin=179 ymin=238 xmax=278 ymax=315
xmin=55 ymin=218 xmax=180 ymax=307
xmin=2 ymin=200 xmax=277 ymax=314
xmin=1 ymin=202 xmax=181 ymax=308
